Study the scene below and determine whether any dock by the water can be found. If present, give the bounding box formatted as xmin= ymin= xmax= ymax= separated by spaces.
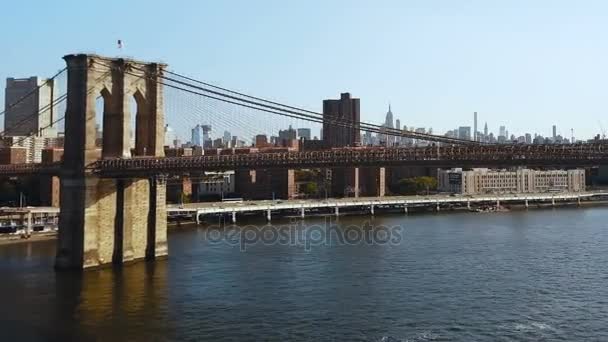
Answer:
xmin=0 ymin=207 xmax=60 ymax=236
xmin=168 ymin=191 xmax=608 ymax=224
xmin=1 ymin=192 xmax=607 ymax=240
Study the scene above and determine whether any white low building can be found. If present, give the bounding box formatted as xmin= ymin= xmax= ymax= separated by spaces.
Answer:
xmin=438 ymin=168 xmax=585 ymax=195
xmin=198 ymin=171 xmax=235 ymax=196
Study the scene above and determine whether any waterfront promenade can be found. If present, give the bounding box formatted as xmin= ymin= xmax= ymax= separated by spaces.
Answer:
xmin=1 ymin=191 xmax=605 ymax=238
xmin=171 ymin=191 xmax=608 ymax=223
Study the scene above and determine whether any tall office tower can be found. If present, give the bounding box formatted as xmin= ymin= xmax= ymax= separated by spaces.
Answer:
xmin=385 ymin=104 xmax=394 ymax=128
xmin=458 ymin=126 xmax=472 ymax=140
xmin=552 ymin=125 xmax=557 ymax=140
xmin=202 ymin=125 xmax=212 ymax=145
xmin=297 ymin=128 xmax=311 ymax=140
xmin=4 ymin=76 xmax=58 ymax=137
xmin=484 ymin=122 xmax=488 ymax=139
xmin=191 ymin=124 xmax=203 ymax=146
xmin=323 ymin=93 xmax=362 ymax=198
xmin=384 ymin=105 xmax=395 ymax=146
xmin=164 ymin=124 xmax=175 ymax=147
xmin=473 ymin=112 xmax=478 ymax=141
xmin=322 ymin=92 xmax=360 ymax=147
xmin=223 ymin=130 xmax=231 ymax=146
xmin=499 ymin=126 xmax=506 ymax=138
xmin=395 ymin=119 xmax=401 ymax=145
xmin=278 ymin=125 xmax=297 ymax=146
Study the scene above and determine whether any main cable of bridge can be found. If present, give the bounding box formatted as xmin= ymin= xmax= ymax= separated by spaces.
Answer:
xmin=162 ymin=70 xmax=470 ymax=144
xmin=117 ymin=62 xmax=478 ymax=145
xmin=1 ymin=68 xmax=113 ymax=148
xmin=160 ymin=70 xmax=479 ymax=145
xmin=0 ymin=93 xmax=67 ymax=138
xmin=0 ymin=68 xmax=67 ymax=118
xmin=93 ymin=59 xmax=471 ymax=145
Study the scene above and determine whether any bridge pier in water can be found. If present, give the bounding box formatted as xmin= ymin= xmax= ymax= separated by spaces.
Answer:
xmin=55 ymin=54 xmax=168 ymax=270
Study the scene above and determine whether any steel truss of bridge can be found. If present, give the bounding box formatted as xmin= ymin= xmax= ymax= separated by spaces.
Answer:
xmin=0 ymin=143 xmax=607 ymax=177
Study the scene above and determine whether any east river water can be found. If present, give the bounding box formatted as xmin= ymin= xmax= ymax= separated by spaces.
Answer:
xmin=1 ymin=208 xmax=607 ymax=341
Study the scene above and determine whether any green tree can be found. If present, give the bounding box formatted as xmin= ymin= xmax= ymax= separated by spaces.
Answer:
xmin=302 ymin=182 xmax=318 ymax=197
xmin=414 ymin=176 xmax=438 ymax=194
xmin=394 ymin=176 xmax=438 ymax=195
xmin=395 ymin=178 xmax=416 ymax=195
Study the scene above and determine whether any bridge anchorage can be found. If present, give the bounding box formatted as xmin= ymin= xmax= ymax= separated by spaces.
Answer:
xmin=55 ymin=54 xmax=168 ymax=270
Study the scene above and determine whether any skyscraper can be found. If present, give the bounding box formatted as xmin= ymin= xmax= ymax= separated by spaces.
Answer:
xmin=223 ymin=131 xmax=231 ymax=147
xmin=164 ymin=124 xmax=175 ymax=147
xmin=499 ymin=126 xmax=506 ymax=138
xmin=322 ymin=93 xmax=361 ymax=198
xmin=458 ymin=126 xmax=472 ymax=140
xmin=384 ymin=105 xmax=394 ymax=146
xmin=202 ymin=125 xmax=212 ymax=145
xmin=473 ymin=112 xmax=478 ymax=141
xmin=191 ymin=124 xmax=203 ymax=146
xmin=395 ymin=119 xmax=401 ymax=145
xmin=552 ymin=125 xmax=557 ymax=140
xmin=484 ymin=122 xmax=488 ymax=141
xmin=322 ymin=93 xmax=360 ymax=147
xmin=297 ymin=128 xmax=311 ymax=140
xmin=4 ymin=76 xmax=58 ymax=137
xmin=278 ymin=125 xmax=297 ymax=146
xmin=385 ymin=104 xmax=394 ymax=129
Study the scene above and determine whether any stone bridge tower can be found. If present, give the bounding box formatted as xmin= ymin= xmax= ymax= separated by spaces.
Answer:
xmin=55 ymin=54 xmax=168 ymax=270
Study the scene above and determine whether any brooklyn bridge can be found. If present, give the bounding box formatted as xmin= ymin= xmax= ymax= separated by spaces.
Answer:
xmin=2 ymin=53 xmax=607 ymax=270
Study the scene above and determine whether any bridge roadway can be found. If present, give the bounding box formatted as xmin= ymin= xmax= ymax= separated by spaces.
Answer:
xmin=168 ymin=192 xmax=606 ymax=223
xmin=1 ymin=143 xmax=608 ymax=177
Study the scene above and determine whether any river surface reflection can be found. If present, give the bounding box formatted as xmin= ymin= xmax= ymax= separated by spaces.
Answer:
xmin=1 ymin=208 xmax=608 ymax=341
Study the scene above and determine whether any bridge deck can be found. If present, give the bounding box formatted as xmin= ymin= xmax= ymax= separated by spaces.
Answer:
xmin=1 ymin=144 xmax=607 ymax=177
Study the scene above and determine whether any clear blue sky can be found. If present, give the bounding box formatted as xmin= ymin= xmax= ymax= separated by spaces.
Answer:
xmin=2 ymin=0 xmax=608 ymax=140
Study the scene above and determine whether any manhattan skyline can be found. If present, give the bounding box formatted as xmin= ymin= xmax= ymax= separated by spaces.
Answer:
xmin=2 ymin=0 xmax=608 ymax=139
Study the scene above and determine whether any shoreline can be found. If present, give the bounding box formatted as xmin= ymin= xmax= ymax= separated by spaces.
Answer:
xmin=2 ymin=200 xmax=607 ymax=246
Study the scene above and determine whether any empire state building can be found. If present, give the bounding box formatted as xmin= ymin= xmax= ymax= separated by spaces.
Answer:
xmin=384 ymin=104 xmax=395 ymax=146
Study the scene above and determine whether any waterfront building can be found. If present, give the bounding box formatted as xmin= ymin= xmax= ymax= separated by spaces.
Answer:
xmin=198 ymin=171 xmax=235 ymax=197
xmin=438 ymin=168 xmax=586 ymax=195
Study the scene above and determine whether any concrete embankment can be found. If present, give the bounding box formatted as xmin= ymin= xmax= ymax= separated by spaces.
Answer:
xmin=3 ymin=196 xmax=608 ymax=246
